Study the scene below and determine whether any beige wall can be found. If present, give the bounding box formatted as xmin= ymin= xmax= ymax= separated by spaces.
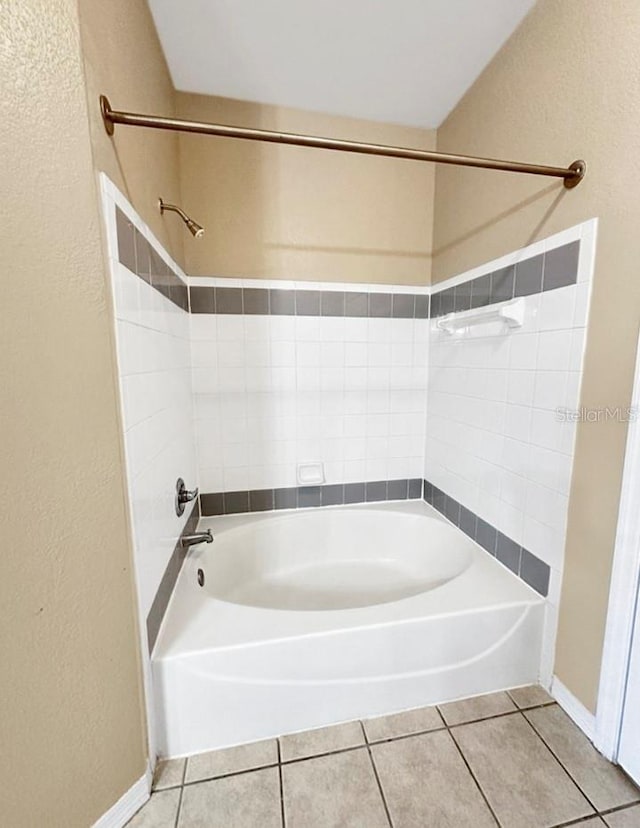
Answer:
xmin=0 ymin=1 xmax=147 ymax=826
xmin=432 ymin=0 xmax=640 ymax=711
xmin=177 ymin=93 xmax=436 ymax=284
xmin=78 ymin=0 xmax=185 ymax=268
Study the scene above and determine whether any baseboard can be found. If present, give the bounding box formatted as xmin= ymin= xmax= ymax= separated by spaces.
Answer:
xmin=92 ymin=764 xmax=151 ymax=828
xmin=551 ymin=676 xmax=596 ymax=741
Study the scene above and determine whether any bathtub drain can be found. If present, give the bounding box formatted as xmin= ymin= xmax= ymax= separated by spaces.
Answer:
xmin=197 ymin=568 xmax=205 ymax=587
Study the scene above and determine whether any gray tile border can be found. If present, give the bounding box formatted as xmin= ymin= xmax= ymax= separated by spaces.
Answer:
xmin=408 ymin=478 xmax=423 ymax=499
xmin=146 ymin=501 xmax=199 ymax=654
xmin=115 ymin=206 xmax=136 ymax=272
xmin=431 ymin=240 xmax=580 ymax=317
xmin=476 ymin=518 xmax=497 ymax=556
xmin=274 ymin=487 xmax=297 ymax=510
xmin=269 ymin=288 xmax=295 ymax=315
xmin=243 ymin=288 xmax=269 ymax=315
xmin=223 ymin=490 xmax=249 ymax=514
xmin=515 ymin=254 xmax=544 ymax=297
xmin=344 ymin=482 xmax=366 ymax=504
xmin=366 ymin=480 xmax=387 ymax=502
xmin=344 ymin=291 xmax=369 ymax=317
xmin=114 ymin=205 xmax=189 ymax=312
xmin=520 ymin=548 xmax=551 ymax=596
xmin=415 ymin=294 xmax=430 ymax=319
xmin=369 ymin=293 xmax=392 ymax=318
xmin=491 ymin=265 xmax=515 ymax=303
xmin=470 ymin=273 xmax=492 ymax=309
xmin=454 ymin=281 xmax=473 ymax=313
xmin=321 ymin=290 xmax=345 ymax=317
xmin=392 ymin=293 xmax=415 ymax=319
xmin=495 ymin=532 xmax=522 ymax=575
xmin=200 ymin=478 xmax=424 ymax=516
xmin=387 ymin=478 xmax=408 ymax=500
xmin=543 ymin=241 xmax=580 ymax=291
xmin=321 ymin=484 xmax=345 ymax=506
xmin=298 ymin=485 xmax=321 ymax=508
xmin=184 ymin=284 xmax=431 ymax=318
xmin=190 ymin=285 xmax=215 ymax=314
xmin=249 ymin=489 xmax=274 ymax=512
xmin=216 ymin=286 xmax=243 ymax=314
xmin=422 ymin=477 xmax=550 ymax=597
xmin=295 ymin=290 xmax=321 ymax=316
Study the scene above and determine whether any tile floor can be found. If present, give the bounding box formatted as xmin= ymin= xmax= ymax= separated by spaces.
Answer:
xmin=128 ymin=687 xmax=640 ymax=828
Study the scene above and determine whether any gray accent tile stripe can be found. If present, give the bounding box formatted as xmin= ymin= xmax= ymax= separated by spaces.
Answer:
xmin=189 ymin=285 xmax=430 ymax=318
xmin=146 ymin=502 xmax=200 ymax=653
xmin=115 ymin=206 xmax=189 ymax=312
xmin=200 ymin=478 xmax=423 ymax=517
xmin=430 ymin=241 xmax=580 ymax=318
xmin=422 ymin=479 xmax=551 ymax=597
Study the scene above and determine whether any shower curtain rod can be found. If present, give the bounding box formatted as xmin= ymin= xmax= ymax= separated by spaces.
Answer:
xmin=100 ymin=96 xmax=586 ymax=188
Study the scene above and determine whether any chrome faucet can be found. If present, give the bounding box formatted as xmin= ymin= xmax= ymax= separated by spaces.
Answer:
xmin=181 ymin=529 xmax=213 ymax=547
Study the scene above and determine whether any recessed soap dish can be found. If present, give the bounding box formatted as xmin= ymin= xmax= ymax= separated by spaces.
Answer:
xmin=297 ymin=462 xmax=325 ymax=486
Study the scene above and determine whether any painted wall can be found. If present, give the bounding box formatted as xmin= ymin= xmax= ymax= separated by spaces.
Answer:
xmin=176 ymin=93 xmax=436 ymax=285
xmin=0 ymin=1 xmax=146 ymax=826
xmin=432 ymin=0 xmax=640 ymax=711
xmin=78 ymin=0 xmax=185 ymax=268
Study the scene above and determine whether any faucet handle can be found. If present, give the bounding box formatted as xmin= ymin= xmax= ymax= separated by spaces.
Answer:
xmin=179 ymin=486 xmax=199 ymax=504
xmin=175 ymin=477 xmax=199 ymax=516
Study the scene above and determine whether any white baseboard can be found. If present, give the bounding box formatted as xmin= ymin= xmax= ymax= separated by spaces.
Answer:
xmin=551 ymin=676 xmax=596 ymax=741
xmin=92 ymin=764 xmax=151 ymax=828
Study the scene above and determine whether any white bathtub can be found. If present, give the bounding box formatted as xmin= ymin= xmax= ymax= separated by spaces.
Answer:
xmin=152 ymin=500 xmax=544 ymax=757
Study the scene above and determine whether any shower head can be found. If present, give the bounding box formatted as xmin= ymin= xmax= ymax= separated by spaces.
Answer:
xmin=158 ymin=198 xmax=205 ymax=238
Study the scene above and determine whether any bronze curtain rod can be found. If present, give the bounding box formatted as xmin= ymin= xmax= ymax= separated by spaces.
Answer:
xmin=100 ymin=95 xmax=586 ymax=188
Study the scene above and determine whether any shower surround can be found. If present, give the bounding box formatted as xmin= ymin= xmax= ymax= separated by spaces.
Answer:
xmin=101 ymin=175 xmax=594 ymax=756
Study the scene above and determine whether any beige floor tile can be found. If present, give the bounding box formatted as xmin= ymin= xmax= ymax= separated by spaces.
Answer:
xmin=152 ymin=757 xmax=186 ymax=791
xmin=372 ymin=729 xmax=497 ymax=827
xmin=179 ymin=767 xmax=281 ymax=828
xmin=508 ymin=684 xmax=554 ymax=709
xmin=363 ymin=704 xmax=443 ymax=742
xmin=603 ymin=804 xmax=640 ymax=827
xmin=282 ymin=747 xmax=388 ymax=828
xmin=439 ymin=691 xmax=517 ymax=726
xmin=453 ymin=712 xmax=594 ymax=827
xmin=526 ymin=705 xmax=640 ymax=811
xmin=280 ymin=720 xmax=364 ymax=762
xmin=126 ymin=789 xmax=180 ymax=827
xmin=185 ymin=738 xmax=277 ymax=783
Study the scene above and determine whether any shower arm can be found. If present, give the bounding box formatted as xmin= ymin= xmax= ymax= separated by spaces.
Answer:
xmin=100 ymin=96 xmax=585 ymax=189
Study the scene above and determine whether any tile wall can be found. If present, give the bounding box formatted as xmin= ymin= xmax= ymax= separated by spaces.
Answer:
xmin=425 ymin=219 xmax=596 ymax=680
xmin=103 ymin=170 xmax=597 ymax=688
xmin=190 ymin=280 xmax=430 ymax=511
xmin=102 ymin=179 xmax=198 ymax=643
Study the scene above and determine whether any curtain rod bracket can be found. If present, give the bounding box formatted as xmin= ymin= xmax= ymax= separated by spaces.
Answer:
xmin=99 ymin=95 xmax=585 ymax=188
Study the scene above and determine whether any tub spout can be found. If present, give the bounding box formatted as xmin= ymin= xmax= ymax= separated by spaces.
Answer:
xmin=181 ymin=529 xmax=213 ymax=547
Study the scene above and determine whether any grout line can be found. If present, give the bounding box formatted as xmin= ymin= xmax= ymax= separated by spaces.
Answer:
xmin=173 ymin=757 xmax=188 ymax=828
xmin=447 ymin=726 xmax=503 ymax=828
xmin=277 ymin=739 xmax=286 ymax=828
xmin=520 ymin=710 xmax=600 ymax=817
xmin=182 ymin=761 xmax=280 ymax=787
xmin=360 ymin=721 xmax=394 ymax=828
xmin=175 ymin=698 xmax=560 ymax=787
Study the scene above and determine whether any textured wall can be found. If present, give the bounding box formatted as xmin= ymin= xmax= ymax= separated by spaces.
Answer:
xmin=177 ymin=93 xmax=435 ymax=285
xmin=78 ymin=0 xmax=185 ymax=268
xmin=432 ymin=0 xmax=640 ymax=711
xmin=0 ymin=1 xmax=146 ymax=826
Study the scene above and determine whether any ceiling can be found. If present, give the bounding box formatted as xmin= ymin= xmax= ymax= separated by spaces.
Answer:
xmin=148 ymin=0 xmax=535 ymax=129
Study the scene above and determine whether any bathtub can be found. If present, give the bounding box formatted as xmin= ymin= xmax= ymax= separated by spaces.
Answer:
xmin=152 ymin=500 xmax=544 ymax=757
